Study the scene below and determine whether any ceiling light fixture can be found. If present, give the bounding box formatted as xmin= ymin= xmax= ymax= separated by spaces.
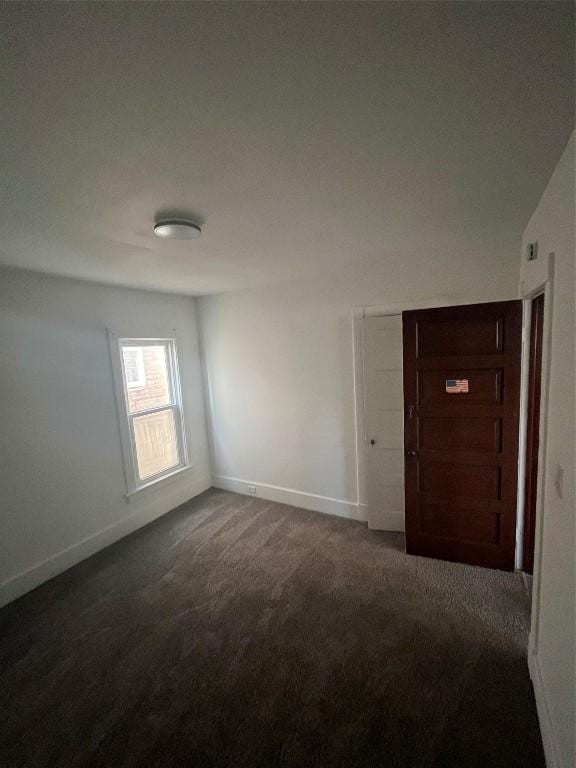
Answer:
xmin=153 ymin=219 xmax=202 ymax=240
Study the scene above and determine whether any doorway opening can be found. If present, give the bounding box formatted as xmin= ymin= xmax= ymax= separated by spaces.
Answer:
xmin=522 ymin=293 xmax=545 ymax=574
xmin=354 ymin=299 xmax=529 ymax=572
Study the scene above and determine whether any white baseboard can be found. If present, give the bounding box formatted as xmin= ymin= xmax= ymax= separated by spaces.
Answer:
xmin=367 ymin=509 xmax=405 ymax=532
xmin=0 ymin=474 xmax=212 ymax=609
xmin=528 ymin=649 xmax=563 ymax=768
xmin=213 ymin=475 xmax=367 ymax=522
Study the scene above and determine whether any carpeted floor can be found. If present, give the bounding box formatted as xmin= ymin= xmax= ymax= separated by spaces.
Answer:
xmin=0 ymin=489 xmax=544 ymax=768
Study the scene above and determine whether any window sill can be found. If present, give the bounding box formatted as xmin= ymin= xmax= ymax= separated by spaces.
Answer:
xmin=124 ymin=463 xmax=194 ymax=501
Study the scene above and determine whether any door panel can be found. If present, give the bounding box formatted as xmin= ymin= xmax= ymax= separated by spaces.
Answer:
xmin=403 ymin=301 xmax=522 ymax=570
xmin=419 ymin=504 xmax=500 ymax=544
xmin=420 ymin=369 xmax=503 ymax=405
xmin=419 ymin=462 xmax=501 ymax=500
xmin=371 ymin=479 xmax=405 ymax=510
xmin=420 ymin=416 xmax=502 ymax=453
xmin=418 ymin=317 xmax=503 ymax=356
xmin=375 ymin=410 xmax=404 ymax=449
xmin=364 ymin=315 xmax=405 ymax=531
xmin=373 ymin=370 xmax=403 ymax=407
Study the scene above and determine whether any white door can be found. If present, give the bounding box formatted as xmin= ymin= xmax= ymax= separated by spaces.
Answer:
xmin=364 ymin=315 xmax=405 ymax=531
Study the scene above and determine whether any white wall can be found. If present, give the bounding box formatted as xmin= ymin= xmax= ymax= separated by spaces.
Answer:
xmin=521 ymin=135 xmax=575 ymax=768
xmin=199 ymin=231 xmax=519 ymax=518
xmin=0 ymin=267 xmax=211 ymax=607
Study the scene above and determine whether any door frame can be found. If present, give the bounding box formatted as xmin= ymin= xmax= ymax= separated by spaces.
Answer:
xmin=518 ymin=255 xmax=555 ymax=660
xmin=519 ymin=292 xmax=545 ymax=574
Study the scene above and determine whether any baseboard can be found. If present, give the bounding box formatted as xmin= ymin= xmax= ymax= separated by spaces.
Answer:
xmin=213 ymin=475 xmax=367 ymax=522
xmin=367 ymin=509 xmax=405 ymax=532
xmin=528 ymin=649 xmax=563 ymax=768
xmin=0 ymin=473 xmax=212 ymax=609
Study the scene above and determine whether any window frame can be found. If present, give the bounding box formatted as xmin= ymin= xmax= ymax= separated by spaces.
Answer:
xmin=108 ymin=332 xmax=190 ymax=495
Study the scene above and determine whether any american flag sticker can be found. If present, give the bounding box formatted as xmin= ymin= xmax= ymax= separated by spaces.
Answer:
xmin=445 ymin=378 xmax=469 ymax=394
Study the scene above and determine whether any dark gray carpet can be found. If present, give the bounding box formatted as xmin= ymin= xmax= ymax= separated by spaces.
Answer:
xmin=0 ymin=489 xmax=544 ymax=768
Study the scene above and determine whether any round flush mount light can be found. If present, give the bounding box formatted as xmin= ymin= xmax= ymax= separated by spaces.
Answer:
xmin=153 ymin=219 xmax=201 ymax=240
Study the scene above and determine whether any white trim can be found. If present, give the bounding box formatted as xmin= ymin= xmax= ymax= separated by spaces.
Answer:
xmin=521 ymin=255 xmax=555 ymax=658
xmin=516 ymin=286 xmax=549 ymax=570
xmin=515 ymin=298 xmax=532 ymax=569
xmin=0 ymin=473 xmax=212 ymax=609
xmin=520 ymin=255 xmax=561 ymax=767
xmin=351 ymin=306 xmax=368 ymax=509
xmin=108 ymin=328 xmax=137 ymax=491
xmin=212 ymin=475 xmax=367 ymax=522
xmin=360 ymin=296 xmax=456 ymax=318
xmin=124 ymin=462 xmax=195 ymax=499
xmin=528 ymin=650 xmax=562 ymax=768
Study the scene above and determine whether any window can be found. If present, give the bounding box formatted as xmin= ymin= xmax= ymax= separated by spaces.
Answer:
xmin=112 ymin=336 xmax=188 ymax=492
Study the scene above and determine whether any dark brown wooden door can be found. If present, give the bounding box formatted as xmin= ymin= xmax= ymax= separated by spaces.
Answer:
xmin=522 ymin=293 xmax=545 ymax=574
xmin=402 ymin=301 xmax=522 ymax=571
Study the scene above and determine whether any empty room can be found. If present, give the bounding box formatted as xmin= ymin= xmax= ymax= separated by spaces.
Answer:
xmin=0 ymin=2 xmax=574 ymax=767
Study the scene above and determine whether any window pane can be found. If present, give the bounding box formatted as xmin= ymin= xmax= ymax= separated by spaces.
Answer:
xmin=123 ymin=348 xmax=145 ymax=389
xmin=133 ymin=409 xmax=180 ymax=480
xmin=123 ymin=345 xmax=171 ymax=414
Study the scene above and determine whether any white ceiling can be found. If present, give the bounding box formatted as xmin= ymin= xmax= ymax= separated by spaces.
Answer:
xmin=1 ymin=2 xmax=573 ymax=295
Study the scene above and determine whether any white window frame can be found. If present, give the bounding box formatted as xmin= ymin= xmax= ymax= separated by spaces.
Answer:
xmin=108 ymin=332 xmax=189 ymax=495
